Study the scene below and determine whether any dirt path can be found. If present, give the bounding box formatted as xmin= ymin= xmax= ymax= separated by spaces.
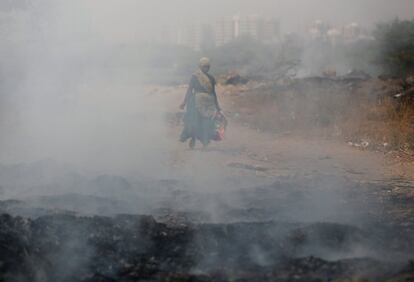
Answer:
xmin=158 ymin=85 xmax=405 ymax=185
xmin=145 ymin=85 xmax=413 ymax=227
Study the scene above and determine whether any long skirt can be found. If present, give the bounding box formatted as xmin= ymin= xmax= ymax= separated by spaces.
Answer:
xmin=180 ymin=93 xmax=216 ymax=146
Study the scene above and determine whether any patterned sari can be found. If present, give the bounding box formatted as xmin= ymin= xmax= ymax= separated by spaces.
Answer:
xmin=180 ymin=69 xmax=219 ymax=146
xmin=193 ymin=70 xmax=217 ymax=118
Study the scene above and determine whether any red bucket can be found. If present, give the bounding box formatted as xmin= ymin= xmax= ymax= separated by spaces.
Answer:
xmin=213 ymin=112 xmax=228 ymax=141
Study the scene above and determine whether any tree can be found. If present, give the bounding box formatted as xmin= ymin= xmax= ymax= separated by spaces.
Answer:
xmin=374 ymin=19 xmax=414 ymax=76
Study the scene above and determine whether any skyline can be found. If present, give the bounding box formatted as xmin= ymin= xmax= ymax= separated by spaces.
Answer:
xmin=1 ymin=1 xmax=413 ymax=44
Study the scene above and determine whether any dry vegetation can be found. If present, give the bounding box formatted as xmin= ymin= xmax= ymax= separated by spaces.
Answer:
xmin=222 ymin=75 xmax=414 ymax=153
xmin=342 ymin=96 xmax=414 ymax=151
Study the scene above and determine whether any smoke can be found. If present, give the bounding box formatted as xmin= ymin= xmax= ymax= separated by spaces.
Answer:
xmin=0 ymin=2 xmax=412 ymax=280
xmin=0 ymin=0 xmax=408 ymax=223
xmin=0 ymin=0 xmax=412 ymax=168
xmin=0 ymin=1 xmax=173 ymax=177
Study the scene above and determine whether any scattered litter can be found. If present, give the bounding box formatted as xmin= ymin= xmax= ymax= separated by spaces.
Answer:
xmin=347 ymin=140 xmax=370 ymax=149
xmin=394 ymin=86 xmax=414 ymax=99
xmin=227 ymin=162 xmax=269 ymax=172
xmin=223 ymin=71 xmax=249 ymax=85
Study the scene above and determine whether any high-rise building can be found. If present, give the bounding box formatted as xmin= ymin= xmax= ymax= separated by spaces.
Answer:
xmin=234 ymin=15 xmax=259 ymax=39
xmin=215 ymin=18 xmax=234 ymax=46
xmin=233 ymin=15 xmax=280 ymax=42
xmin=327 ymin=28 xmax=342 ymax=46
xmin=200 ymin=24 xmax=215 ymax=50
xmin=343 ymin=22 xmax=361 ymax=41
xmin=177 ymin=23 xmax=202 ymax=50
xmin=258 ymin=18 xmax=280 ymax=42
xmin=308 ymin=20 xmax=370 ymax=45
xmin=174 ymin=15 xmax=280 ymax=50
xmin=157 ymin=25 xmax=178 ymax=45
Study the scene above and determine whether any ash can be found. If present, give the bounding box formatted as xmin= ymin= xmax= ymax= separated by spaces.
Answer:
xmin=0 ymin=162 xmax=413 ymax=282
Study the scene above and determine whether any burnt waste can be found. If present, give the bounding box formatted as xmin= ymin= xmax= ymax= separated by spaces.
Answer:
xmin=0 ymin=162 xmax=413 ymax=281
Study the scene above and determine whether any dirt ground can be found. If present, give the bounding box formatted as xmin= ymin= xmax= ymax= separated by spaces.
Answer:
xmin=0 ymin=83 xmax=413 ymax=281
xmin=161 ymin=84 xmax=414 ymax=184
xmin=160 ymin=83 xmax=414 ymax=228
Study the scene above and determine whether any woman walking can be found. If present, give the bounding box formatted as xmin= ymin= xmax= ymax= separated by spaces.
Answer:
xmin=179 ymin=58 xmax=222 ymax=149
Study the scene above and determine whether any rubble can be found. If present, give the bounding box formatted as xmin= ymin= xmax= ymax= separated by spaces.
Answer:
xmin=222 ymin=71 xmax=249 ymax=85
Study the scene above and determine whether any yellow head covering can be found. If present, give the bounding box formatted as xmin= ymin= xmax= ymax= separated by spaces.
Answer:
xmin=199 ymin=57 xmax=211 ymax=67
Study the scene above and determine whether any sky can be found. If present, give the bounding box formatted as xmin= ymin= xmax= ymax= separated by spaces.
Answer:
xmin=4 ymin=0 xmax=412 ymax=43
xmin=77 ymin=0 xmax=414 ymax=39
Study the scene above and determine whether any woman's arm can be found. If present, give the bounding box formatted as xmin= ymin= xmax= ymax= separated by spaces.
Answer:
xmin=180 ymin=76 xmax=194 ymax=109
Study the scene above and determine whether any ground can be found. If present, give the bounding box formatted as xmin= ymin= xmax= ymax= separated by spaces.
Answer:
xmin=162 ymin=83 xmax=414 ymax=225
xmin=163 ymin=84 xmax=414 ymax=183
xmin=0 ymin=83 xmax=413 ymax=281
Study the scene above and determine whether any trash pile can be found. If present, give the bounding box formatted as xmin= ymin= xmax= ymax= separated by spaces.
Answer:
xmin=221 ymin=71 xmax=249 ymax=85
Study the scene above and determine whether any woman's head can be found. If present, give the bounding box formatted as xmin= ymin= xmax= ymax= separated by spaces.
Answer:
xmin=199 ymin=57 xmax=211 ymax=73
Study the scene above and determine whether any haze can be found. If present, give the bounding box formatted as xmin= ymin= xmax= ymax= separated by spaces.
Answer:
xmin=4 ymin=0 xmax=413 ymax=43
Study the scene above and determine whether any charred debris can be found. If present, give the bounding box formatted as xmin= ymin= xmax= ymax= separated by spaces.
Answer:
xmin=0 ymin=163 xmax=413 ymax=281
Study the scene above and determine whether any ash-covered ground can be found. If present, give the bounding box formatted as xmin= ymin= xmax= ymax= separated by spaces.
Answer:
xmin=0 ymin=160 xmax=413 ymax=282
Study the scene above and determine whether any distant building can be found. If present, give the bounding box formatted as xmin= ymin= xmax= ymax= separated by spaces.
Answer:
xmin=200 ymin=24 xmax=215 ymax=50
xmin=307 ymin=20 xmax=370 ymax=45
xmin=158 ymin=25 xmax=178 ymax=45
xmin=169 ymin=15 xmax=280 ymax=50
xmin=215 ymin=18 xmax=234 ymax=46
xmin=177 ymin=23 xmax=202 ymax=50
xmin=308 ymin=20 xmax=330 ymax=41
xmin=327 ymin=28 xmax=342 ymax=46
xmin=343 ymin=23 xmax=361 ymax=41
xmin=234 ymin=15 xmax=259 ymax=39
xmin=233 ymin=15 xmax=280 ymax=42
xmin=258 ymin=18 xmax=280 ymax=42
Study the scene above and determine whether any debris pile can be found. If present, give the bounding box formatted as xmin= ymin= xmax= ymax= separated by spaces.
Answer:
xmin=222 ymin=71 xmax=249 ymax=85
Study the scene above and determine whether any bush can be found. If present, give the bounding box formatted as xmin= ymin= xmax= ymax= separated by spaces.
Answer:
xmin=374 ymin=19 xmax=414 ymax=76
